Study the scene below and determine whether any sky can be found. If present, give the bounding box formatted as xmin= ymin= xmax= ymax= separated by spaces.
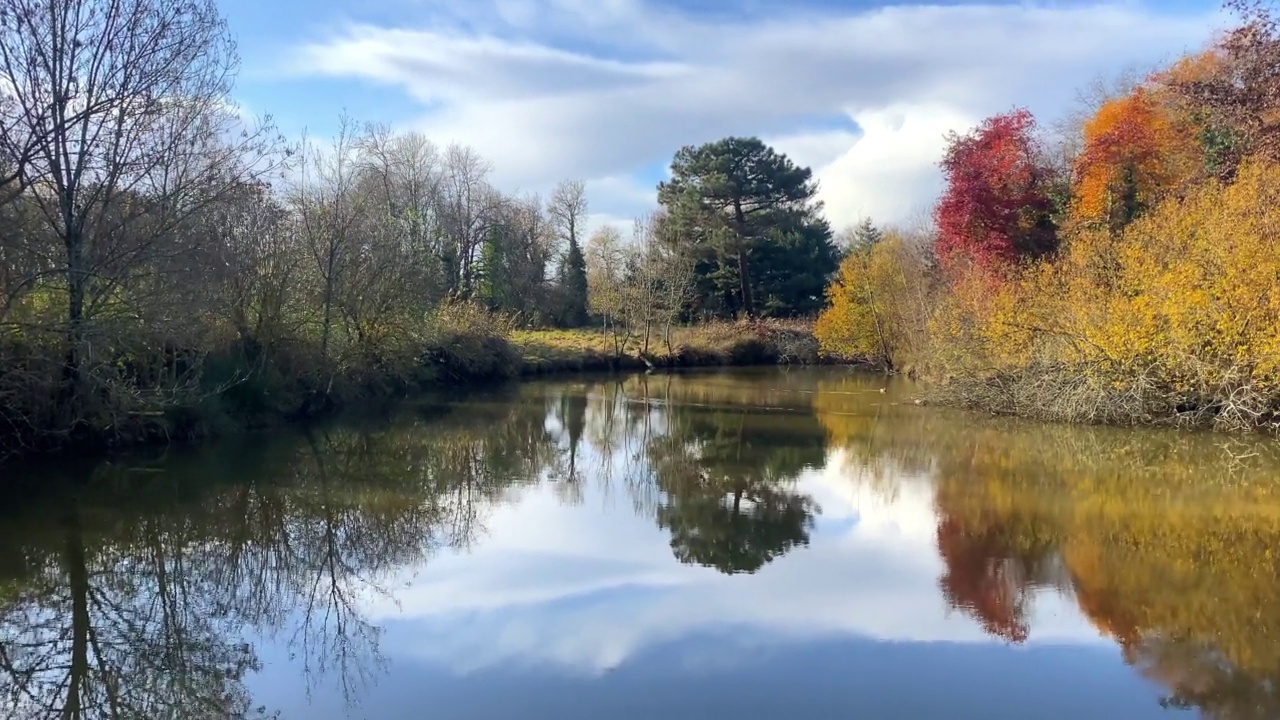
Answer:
xmin=221 ymin=0 xmax=1228 ymax=237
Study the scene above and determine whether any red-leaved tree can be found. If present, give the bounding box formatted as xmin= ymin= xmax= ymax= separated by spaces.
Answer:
xmin=934 ymin=109 xmax=1059 ymax=275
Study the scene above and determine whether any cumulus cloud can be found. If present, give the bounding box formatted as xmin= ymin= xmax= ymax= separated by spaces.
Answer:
xmin=282 ymin=0 xmax=1223 ymax=229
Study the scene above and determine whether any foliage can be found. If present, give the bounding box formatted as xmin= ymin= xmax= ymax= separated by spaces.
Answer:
xmin=814 ymin=231 xmax=936 ymax=369
xmin=1072 ymin=90 xmax=1204 ymax=232
xmin=1169 ymin=0 xmax=1280 ymax=166
xmin=657 ymin=136 xmax=838 ymax=318
xmin=811 ymin=3 xmax=1280 ymax=435
xmin=934 ymin=109 xmax=1060 ymax=273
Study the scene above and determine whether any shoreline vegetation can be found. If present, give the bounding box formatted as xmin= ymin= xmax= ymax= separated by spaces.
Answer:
xmin=6 ymin=0 xmax=1280 ymax=469
xmin=0 ymin=312 xmax=842 ymax=463
xmin=815 ymin=0 xmax=1280 ymax=435
xmin=1 ymin=1 xmax=846 ymax=464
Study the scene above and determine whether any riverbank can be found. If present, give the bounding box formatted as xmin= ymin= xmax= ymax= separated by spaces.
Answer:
xmin=0 ymin=318 xmax=846 ymax=465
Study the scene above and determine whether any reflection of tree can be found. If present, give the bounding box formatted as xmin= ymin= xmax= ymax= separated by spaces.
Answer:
xmin=935 ymin=516 xmax=1058 ymax=644
xmin=14 ymin=365 xmax=1280 ymax=719
xmin=813 ymin=370 xmax=1280 ymax=719
xmin=628 ymin=373 xmax=825 ymax=575
xmin=0 ymin=502 xmax=264 ymax=719
xmin=0 ymin=390 xmax=554 ymax=719
xmin=657 ymin=476 xmax=816 ymax=575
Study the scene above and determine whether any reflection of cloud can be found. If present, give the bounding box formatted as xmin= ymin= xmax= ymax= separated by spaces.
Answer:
xmin=361 ymin=448 xmax=1106 ymax=677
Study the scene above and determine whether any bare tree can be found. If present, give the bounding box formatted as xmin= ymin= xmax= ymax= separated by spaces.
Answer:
xmin=293 ymin=119 xmax=365 ymax=373
xmin=439 ymin=144 xmax=497 ymax=297
xmin=208 ymin=180 xmax=299 ymax=356
xmin=0 ymin=0 xmax=283 ymax=409
xmin=586 ymin=224 xmax=635 ymax=357
xmin=356 ymin=126 xmax=447 ymax=303
xmin=547 ymin=180 xmax=587 ymax=254
xmin=547 ymin=179 xmax=589 ymax=326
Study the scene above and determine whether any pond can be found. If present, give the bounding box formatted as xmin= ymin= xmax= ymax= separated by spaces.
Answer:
xmin=2 ymin=367 xmax=1279 ymax=719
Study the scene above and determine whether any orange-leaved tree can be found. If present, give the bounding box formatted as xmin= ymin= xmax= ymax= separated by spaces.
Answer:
xmin=1072 ymin=89 xmax=1205 ymax=233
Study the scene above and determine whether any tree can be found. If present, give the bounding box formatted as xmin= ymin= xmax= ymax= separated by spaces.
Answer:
xmin=657 ymin=136 xmax=834 ymax=318
xmin=294 ymin=121 xmax=366 ymax=372
xmin=934 ymin=109 xmax=1059 ymax=274
xmin=1170 ymin=0 xmax=1280 ymax=166
xmin=585 ymin=225 xmax=634 ymax=356
xmin=632 ymin=212 xmax=696 ymax=355
xmin=438 ymin=145 xmax=500 ymax=297
xmin=842 ymin=217 xmax=884 ymax=255
xmin=0 ymin=0 xmax=281 ymax=412
xmin=1072 ymin=90 xmax=1203 ymax=232
xmin=750 ymin=211 xmax=840 ymax=316
xmin=548 ymin=180 xmax=589 ymax=327
xmin=477 ymin=194 xmax=554 ymax=322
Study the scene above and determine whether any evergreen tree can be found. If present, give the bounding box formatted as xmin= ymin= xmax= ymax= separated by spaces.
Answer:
xmin=846 ymin=217 xmax=884 ymax=254
xmin=559 ymin=235 xmax=589 ymax=326
xmin=657 ymin=136 xmax=836 ymax=318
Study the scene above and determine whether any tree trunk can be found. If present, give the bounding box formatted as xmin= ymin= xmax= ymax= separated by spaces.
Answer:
xmin=731 ymin=199 xmax=755 ymax=318
xmin=63 ymin=506 xmax=91 ymax=719
xmin=736 ymin=248 xmax=755 ymax=318
xmin=64 ymin=230 xmax=87 ymax=411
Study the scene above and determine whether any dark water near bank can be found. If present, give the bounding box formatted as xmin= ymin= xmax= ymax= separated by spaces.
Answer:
xmin=4 ymin=368 xmax=1280 ymax=719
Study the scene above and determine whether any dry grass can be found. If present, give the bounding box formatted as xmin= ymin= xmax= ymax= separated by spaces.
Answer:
xmin=513 ymin=319 xmax=833 ymax=375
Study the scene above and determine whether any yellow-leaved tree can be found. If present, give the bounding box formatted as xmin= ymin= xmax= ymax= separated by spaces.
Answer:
xmin=814 ymin=232 xmax=934 ymax=371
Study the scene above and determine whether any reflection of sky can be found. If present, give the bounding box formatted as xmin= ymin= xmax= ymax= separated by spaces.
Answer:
xmin=249 ymin=445 xmax=1172 ymax=719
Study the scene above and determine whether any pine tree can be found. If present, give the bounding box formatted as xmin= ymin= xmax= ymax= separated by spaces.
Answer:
xmin=847 ymin=217 xmax=884 ymax=253
xmin=657 ymin=136 xmax=836 ymax=318
xmin=559 ymin=234 xmax=589 ymax=326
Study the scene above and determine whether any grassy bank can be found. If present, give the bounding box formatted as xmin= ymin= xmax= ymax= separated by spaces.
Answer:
xmin=0 ymin=315 xmax=834 ymax=464
xmin=514 ymin=319 xmax=835 ymax=374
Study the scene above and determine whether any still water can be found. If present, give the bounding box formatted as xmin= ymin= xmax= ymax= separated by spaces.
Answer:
xmin=3 ymin=367 xmax=1280 ymax=719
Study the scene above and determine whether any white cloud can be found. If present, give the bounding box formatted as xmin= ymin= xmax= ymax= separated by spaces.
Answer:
xmin=770 ymin=103 xmax=976 ymax=231
xmin=282 ymin=1 xmax=1223 ymax=228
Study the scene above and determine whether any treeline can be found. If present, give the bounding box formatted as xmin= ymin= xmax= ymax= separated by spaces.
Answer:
xmin=816 ymin=0 xmax=1280 ymax=432
xmin=0 ymin=0 xmax=839 ymax=459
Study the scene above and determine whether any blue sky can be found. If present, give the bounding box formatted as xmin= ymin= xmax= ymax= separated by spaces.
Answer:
xmin=222 ymin=0 xmax=1226 ymax=234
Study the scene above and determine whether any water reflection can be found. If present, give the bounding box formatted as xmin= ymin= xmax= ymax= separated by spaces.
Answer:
xmin=1 ymin=369 xmax=1280 ymax=718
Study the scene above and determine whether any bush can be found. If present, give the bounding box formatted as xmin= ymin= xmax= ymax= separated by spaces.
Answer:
xmin=926 ymin=158 xmax=1280 ymax=431
xmin=421 ymin=301 xmax=520 ymax=381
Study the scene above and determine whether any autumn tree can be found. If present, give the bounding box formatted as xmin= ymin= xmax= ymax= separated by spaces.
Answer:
xmin=815 ymin=231 xmax=928 ymax=369
xmin=934 ymin=109 xmax=1059 ymax=274
xmin=657 ymin=136 xmax=836 ymax=318
xmin=1072 ymin=90 xmax=1204 ymax=232
xmin=1169 ymin=0 xmax=1280 ymax=168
